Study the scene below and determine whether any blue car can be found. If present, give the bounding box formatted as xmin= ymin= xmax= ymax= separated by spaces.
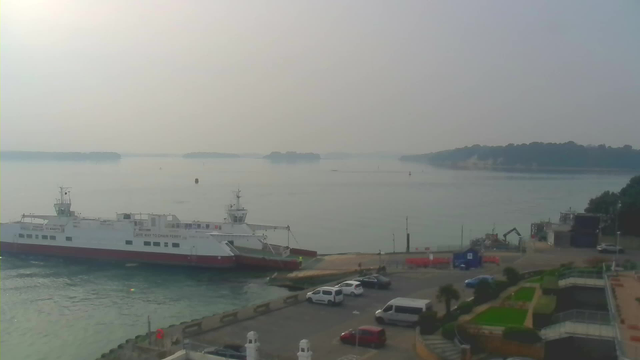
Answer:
xmin=464 ymin=275 xmax=494 ymax=288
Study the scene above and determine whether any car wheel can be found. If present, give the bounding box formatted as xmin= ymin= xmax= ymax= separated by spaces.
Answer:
xmin=375 ymin=284 xmax=379 ymax=290
xmin=376 ymin=317 xmax=385 ymax=325
xmin=351 ymin=291 xmax=356 ymax=296
xmin=327 ymin=300 xmax=334 ymax=306
xmin=307 ymin=297 xmax=313 ymax=303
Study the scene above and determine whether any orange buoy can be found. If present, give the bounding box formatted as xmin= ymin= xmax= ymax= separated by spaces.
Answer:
xmin=156 ymin=329 xmax=165 ymax=340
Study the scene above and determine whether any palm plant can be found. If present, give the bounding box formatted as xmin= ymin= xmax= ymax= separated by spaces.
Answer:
xmin=437 ymin=283 xmax=461 ymax=314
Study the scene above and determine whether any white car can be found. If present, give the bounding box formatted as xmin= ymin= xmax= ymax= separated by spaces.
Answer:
xmin=336 ymin=281 xmax=364 ymax=296
xmin=598 ymin=244 xmax=625 ymax=254
xmin=306 ymin=287 xmax=344 ymax=306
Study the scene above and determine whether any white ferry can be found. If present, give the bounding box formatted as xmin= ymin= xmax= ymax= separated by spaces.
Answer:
xmin=0 ymin=188 xmax=315 ymax=270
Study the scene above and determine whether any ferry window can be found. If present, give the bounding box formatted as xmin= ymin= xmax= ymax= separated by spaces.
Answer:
xmin=153 ymin=242 xmax=160 ymax=247
xmin=50 ymin=235 xmax=56 ymax=240
xmin=35 ymin=235 xmax=39 ymax=239
xmin=42 ymin=235 xmax=49 ymax=240
xmin=164 ymin=242 xmax=168 ymax=247
xmin=172 ymin=243 xmax=180 ymax=248
xmin=66 ymin=236 xmax=72 ymax=241
xmin=196 ymin=224 xmax=201 ymax=229
xmin=19 ymin=234 xmax=25 ymax=238
xmin=26 ymin=234 xmax=33 ymax=239
xmin=125 ymin=240 xmax=133 ymax=245
xmin=206 ymin=224 xmax=210 ymax=229
xmin=151 ymin=217 xmax=157 ymax=227
xmin=144 ymin=241 xmax=151 ymax=246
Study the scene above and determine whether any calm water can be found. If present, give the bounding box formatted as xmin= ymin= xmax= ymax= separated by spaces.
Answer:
xmin=0 ymin=157 xmax=634 ymax=360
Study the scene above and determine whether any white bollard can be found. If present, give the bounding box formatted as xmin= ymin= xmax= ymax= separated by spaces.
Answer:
xmin=246 ymin=331 xmax=259 ymax=360
xmin=297 ymin=339 xmax=312 ymax=360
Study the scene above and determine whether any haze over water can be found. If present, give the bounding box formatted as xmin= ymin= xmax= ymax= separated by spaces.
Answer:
xmin=0 ymin=158 xmax=634 ymax=360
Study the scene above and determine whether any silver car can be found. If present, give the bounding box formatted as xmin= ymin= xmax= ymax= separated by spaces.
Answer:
xmin=597 ymin=243 xmax=624 ymax=254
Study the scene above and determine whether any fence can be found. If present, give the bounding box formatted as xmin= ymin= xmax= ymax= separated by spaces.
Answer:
xmin=552 ymin=310 xmax=611 ymax=325
xmin=405 ymin=257 xmax=451 ymax=267
xmin=558 ymin=269 xmax=604 ymax=280
xmin=541 ymin=320 xmax=615 ymax=340
xmin=604 ymin=272 xmax=640 ymax=360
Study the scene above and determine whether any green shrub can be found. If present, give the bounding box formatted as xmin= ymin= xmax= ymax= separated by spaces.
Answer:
xmin=502 ymin=326 xmax=542 ymax=344
xmin=441 ymin=322 xmax=456 ymax=340
xmin=440 ymin=311 xmax=460 ymax=324
xmin=418 ymin=310 xmax=440 ymax=335
xmin=456 ymin=300 xmax=474 ymax=315
xmin=503 ymin=267 xmax=521 ymax=286
xmin=494 ymin=279 xmax=510 ymax=294
xmin=474 ymin=280 xmax=496 ymax=305
xmin=533 ymin=295 xmax=557 ymax=315
xmin=541 ymin=275 xmax=559 ymax=295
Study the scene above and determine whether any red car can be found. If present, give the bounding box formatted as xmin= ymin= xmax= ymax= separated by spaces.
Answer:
xmin=340 ymin=326 xmax=386 ymax=348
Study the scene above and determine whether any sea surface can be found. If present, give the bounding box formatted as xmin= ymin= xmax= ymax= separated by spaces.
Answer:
xmin=0 ymin=157 xmax=634 ymax=360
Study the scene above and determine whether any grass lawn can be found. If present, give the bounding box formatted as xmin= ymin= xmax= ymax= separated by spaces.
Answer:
xmin=470 ymin=307 xmax=528 ymax=327
xmin=510 ymin=286 xmax=536 ymax=302
xmin=526 ymin=276 xmax=543 ymax=284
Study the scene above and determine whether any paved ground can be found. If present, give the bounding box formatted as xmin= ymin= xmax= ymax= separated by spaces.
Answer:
xmin=191 ymin=246 xmax=640 ymax=360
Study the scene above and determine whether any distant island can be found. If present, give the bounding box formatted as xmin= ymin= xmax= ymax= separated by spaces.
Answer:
xmin=263 ymin=151 xmax=321 ymax=162
xmin=1 ymin=151 xmax=121 ymax=162
xmin=400 ymin=142 xmax=640 ymax=170
xmin=183 ymin=152 xmax=240 ymax=159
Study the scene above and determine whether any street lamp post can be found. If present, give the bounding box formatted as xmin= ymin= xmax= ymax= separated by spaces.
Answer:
xmin=616 ymin=231 xmax=621 ymax=264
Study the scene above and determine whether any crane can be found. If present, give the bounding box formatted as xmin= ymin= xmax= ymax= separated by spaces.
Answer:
xmin=503 ymin=227 xmax=522 ymax=243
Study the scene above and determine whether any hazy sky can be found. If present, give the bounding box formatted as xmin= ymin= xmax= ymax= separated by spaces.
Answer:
xmin=2 ymin=1 xmax=639 ymax=154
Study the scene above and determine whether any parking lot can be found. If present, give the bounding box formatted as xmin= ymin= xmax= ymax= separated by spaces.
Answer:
xmin=191 ymin=262 xmax=510 ymax=360
xmin=191 ymin=247 xmax=640 ymax=360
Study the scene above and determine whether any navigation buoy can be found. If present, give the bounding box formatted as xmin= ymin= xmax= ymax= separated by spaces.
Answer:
xmin=195 ymin=178 xmax=199 ymax=184
xmin=130 ymin=288 xmax=135 ymax=292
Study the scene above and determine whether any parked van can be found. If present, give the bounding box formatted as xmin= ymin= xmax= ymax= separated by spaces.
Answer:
xmin=306 ymin=287 xmax=344 ymax=306
xmin=375 ymin=297 xmax=432 ymax=325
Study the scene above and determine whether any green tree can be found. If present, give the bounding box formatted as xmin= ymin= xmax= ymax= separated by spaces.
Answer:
xmin=620 ymin=175 xmax=640 ymax=212
xmin=502 ymin=267 xmax=521 ymax=286
xmin=584 ymin=190 xmax=620 ymax=235
xmin=585 ymin=175 xmax=640 ymax=236
xmin=436 ymin=284 xmax=461 ymax=314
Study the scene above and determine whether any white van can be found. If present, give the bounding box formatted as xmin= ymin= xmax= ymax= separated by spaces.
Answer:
xmin=306 ymin=287 xmax=344 ymax=306
xmin=375 ymin=297 xmax=432 ymax=325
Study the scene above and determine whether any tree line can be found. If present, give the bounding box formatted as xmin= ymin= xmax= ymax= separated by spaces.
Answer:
xmin=400 ymin=142 xmax=640 ymax=170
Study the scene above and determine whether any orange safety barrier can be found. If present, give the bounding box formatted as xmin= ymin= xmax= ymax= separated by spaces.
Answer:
xmin=484 ymin=256 xmax=500 ymax=265
xmin=405 ymin=257 xmax=451 ymax=267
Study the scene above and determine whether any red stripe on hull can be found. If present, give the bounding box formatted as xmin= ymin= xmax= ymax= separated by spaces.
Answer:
xmin=0 ymin=242 xmax=236 ymax=268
